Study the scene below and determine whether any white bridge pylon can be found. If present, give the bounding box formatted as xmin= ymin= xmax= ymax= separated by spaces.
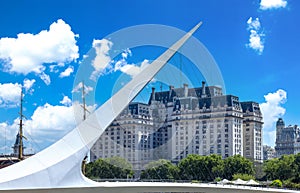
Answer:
xmin=0 ymin=22 xmax=202 ymax=190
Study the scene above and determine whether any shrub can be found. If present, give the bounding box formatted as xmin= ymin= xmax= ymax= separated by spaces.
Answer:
xmin=283 ymin=180 xmax=300 ymax=190
xmin=215 ymin=177 xmax=222 ymax=182
xmin=270 ymin=179 xmax=283 ymax=188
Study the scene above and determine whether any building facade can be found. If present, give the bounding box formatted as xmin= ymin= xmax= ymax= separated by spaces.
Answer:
xmin=91 ymin=82 xmax=264 ymax=173
xmin=90 ymin=102 xmax=155 ymax=173
xmin=241 ymin=102 xmax=263 ymax=162
xmin=263 ymin=145 xmax=276 ymax=161
xmin=275 ymin=118 xmax=300 ymax=157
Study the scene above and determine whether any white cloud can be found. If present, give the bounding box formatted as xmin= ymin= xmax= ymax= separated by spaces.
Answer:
xmin=260 ymin=89 xmax=287 ymax=129
xmin=89 ymin=44 xmax=151 ymax=80
xmin=49 ymin=63 xmax=64 ymax=73
xmin=59 ymin=66 xmax=74 ymax=78
xmin=260 ymin=0 xmax=287 ymax=10
xmin=0 ymin=121 xmax=20 ymax=153
xmin=246 ymin=17 xmax=265 ymax=55
xmin=115 ymin=59 xmax=150 ymax=78
xmin=60 ymin=96 xmax=72 ymax=106
xmin=247 ymin=17 xmax=261 ymax=30
xmin=248 ymin=30 xmax=264 ymax=54
xmin=0 ymin=80 xmax=36 ymax=108
xmin=264 ymin=130 xmax=277 ymax=147
xmin=90 ymin=39 xmax=113 ymax=81
xmin=0 ymin=101 xmax=97 ymax=153
xmin=0 ymin=122 xmax=17 ymax=142
xmin=72 ymin=82 xmax=93 ymax=94
xmin=23 ymin=79 xmax=35 ymax=93
xmin=260 ymin=89 xmax=287 ymax=146
xmin=0 ymin=19 xmax=79 ymax=84
xmin=113 ymin=49 xmax=150 ymax=78
xmin=121 ymin=48 xmax=132 ymax=59
xmin=39 ymin=72 xmax=51 ymax=85
xmin=23 ymin=103 xmax=76 ymax=148
xmin=0 ymin=82 xmax=22 ymax=107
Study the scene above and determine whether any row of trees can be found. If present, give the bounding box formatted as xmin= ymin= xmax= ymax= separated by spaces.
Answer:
xmin=141 ymin=154 xmax=254 ymax=181
xmin=263 ymin=153 xmax=300 ymax=188
xmin=86 ymin=154 xmax=255 ymax=182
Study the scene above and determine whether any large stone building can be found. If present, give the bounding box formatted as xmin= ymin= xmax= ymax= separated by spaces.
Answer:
xmin=241 ymin=102 xmax=263 ymax=162
xmin=90 ymin=102 xmax=155 ymax=173
xmin=275 ymin=118 xmax=300 ymax=157
xmin=90 ymin=82 xmax=264 ymax=173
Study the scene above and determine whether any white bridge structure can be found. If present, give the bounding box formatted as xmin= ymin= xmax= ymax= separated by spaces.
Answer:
xmin=0 ymin=22 xmax=298 ymax=193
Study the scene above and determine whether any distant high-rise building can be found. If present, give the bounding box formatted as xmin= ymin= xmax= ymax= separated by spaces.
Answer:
xmin=263 ymin=145 xmax=276 ymax=160
xmin=275 ymin=118 xmax=300 ymax=157
xmin=91 ymin=82 xmax=264 ymax=174
xmin=90 ymin=102 xmax=154 ymax=174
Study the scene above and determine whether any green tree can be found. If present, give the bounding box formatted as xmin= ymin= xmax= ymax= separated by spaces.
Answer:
xmin=140 ymin=159 xmax=179 ymax=180
xmin=223 ymin=155 xmax=254 ymax=180
xmin=205 ymin=154 xmax=224 ymax=181
xmin=85 ymin=156 xmax=133 ymax=179
xmin=292 ymin=153 xmax=300 ymax=183
xmin=276 ymin=155 xmax=295 ymax=181
xmin=85 ymin=158 xmax=111 ymax=179
xmin=178 ymin=154 xmax=205 ymax=181
xmin=263 ymin=158 xmax=280 ymax=180
xmin=263 ymin=155 xmax=295 ymax=181
xmin=178 ymin=154 xmax=223 ymax=182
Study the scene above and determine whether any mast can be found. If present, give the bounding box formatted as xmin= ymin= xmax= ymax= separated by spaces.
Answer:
xmin=81 ymin=81 xmax=88 ymax=121
xmin=18 ymin=89 xmax=24 ymax=160
xmin=81 ymin=81 xmax=88 ymax=174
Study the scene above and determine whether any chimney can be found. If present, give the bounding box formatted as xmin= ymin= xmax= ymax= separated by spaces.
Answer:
xmin=183 ymin=83 xmax=188 ymax=97
xmin=151 ymin=87 xmax=155 ymax=101
xmin=201 ymin=81 xmax=206 ymax=97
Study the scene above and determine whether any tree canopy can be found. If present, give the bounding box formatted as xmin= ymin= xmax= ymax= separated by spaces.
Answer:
xmin=263 ymin=154 xmax=300 ymax=182
xmin=85 ymin=154 xmax=257 ymax=182
xmin=178 ymin=154 xmax=254 ymax=181
xmin=178 ymin=154 xmax=224 ymax=181
xmin=140 ymin=159 xmax=179 ymax=180
xmin=223 ymin=154 xmax=255 ymax=180
xmin=85 ymin=156 xmax=133 ymax=179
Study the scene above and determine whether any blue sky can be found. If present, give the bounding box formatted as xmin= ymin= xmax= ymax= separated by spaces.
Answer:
xmin=0 ymin=0 xmax=298 ymax=154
